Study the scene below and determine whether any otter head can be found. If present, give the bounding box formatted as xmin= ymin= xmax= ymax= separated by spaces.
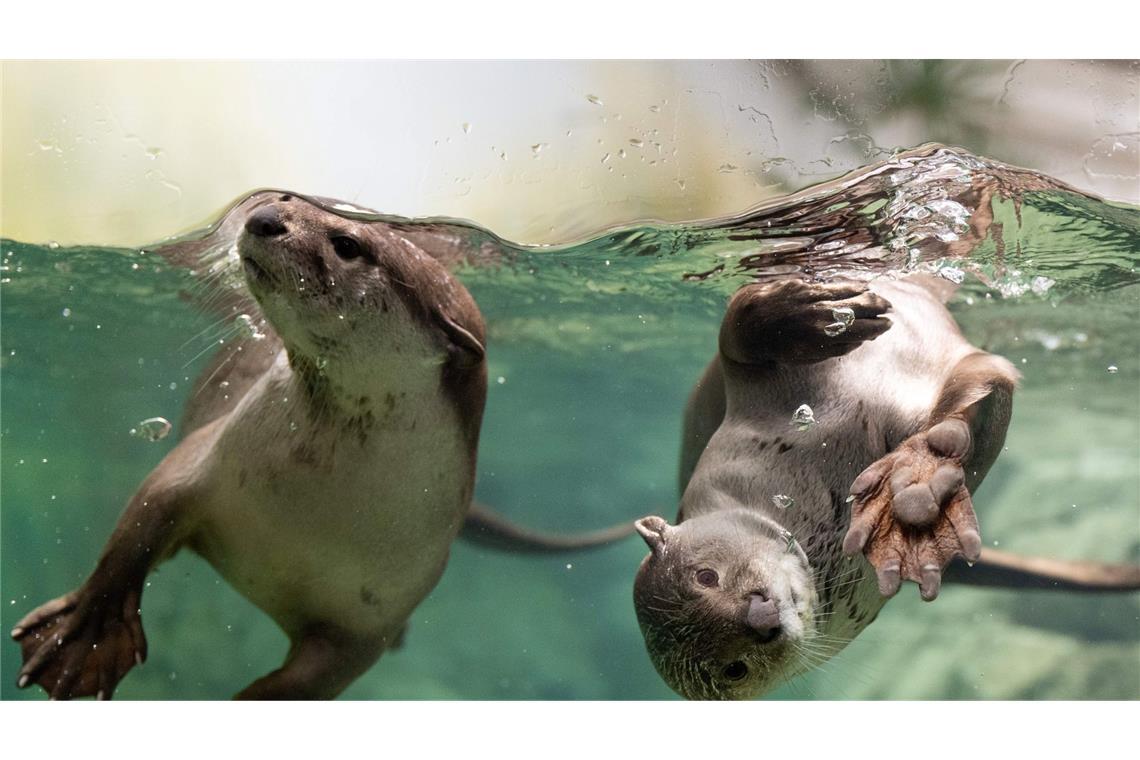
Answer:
xmin=236 ymin=194 xmax=485 ymax=401
xmin=632 ymin=510 xmax=818 ymax=700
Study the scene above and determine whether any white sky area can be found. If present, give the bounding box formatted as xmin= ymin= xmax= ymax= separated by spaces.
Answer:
xmin=3 ymin=60 xmax=1137 ymax=247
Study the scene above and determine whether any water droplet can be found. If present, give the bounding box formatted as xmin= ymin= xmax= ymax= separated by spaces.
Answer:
xmin=496 ymin=376 xmax=506 ymax=385
xmin=629 ymin=138 xmax=644 ymax=148
xmin=772 ymin=494 xmax=795 ymax=510
xmin=823 ymin=322 xmax=847 ymax=337
xmin=530 ymin=142 xmax=548 ymax=157
xmin=586 ymin=94 xmax=603 ymax=106
xmin=61 ymin=308 xmax=72 ymax=318
xmin=791 ymin=404 xmax=816 ymax=430
xmin=130 ymin=417 xmax=172 ymax=442
xmin=234 ymin=313 xmax=266 ymax=341
xmin=461 ymin=122 xmax=471 ymax=134
xmin=1107 ymin=365 xmax=1119 ymax=374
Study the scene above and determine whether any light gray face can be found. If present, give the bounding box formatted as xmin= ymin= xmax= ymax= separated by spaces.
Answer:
xmin=238 ymin=195 xmax=431 ymax=361
xmin=633 ymin=512 xmax=818 ymax=700
xmin=236 ymin=195 xmax=485 ymax=383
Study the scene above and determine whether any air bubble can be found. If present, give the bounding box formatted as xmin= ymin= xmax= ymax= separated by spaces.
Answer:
xmin=1030 ymin=276 xmax=1055 ymax=295
xmin=823 ymin=322 xmax=847 ymax=337
xmin=791 ymin=404 xmax=816 ymax=430
xmin=830 ymin=306 xmax=855 ymax=327
xmin=234 ymin=313 xmax=266 ymax=341
xmin=586 ymin=94 xmax=603 ymax=106
xmin=1107 ymin=365 xmax=1119 ymax=374
xmin=130 ymin=417 xmax=172 ymax=442
xmin=938 ymin=266 xmax=965 ymax=284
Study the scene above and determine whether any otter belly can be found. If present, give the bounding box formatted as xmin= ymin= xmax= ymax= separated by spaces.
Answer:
xmin=693 ymin=279 xmax=980 ymax=640
xmin=192 ymin=381 xmax=472 ymax=640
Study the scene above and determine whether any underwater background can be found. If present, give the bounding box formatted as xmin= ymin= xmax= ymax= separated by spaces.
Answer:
xmin=2 ymin=61 xmax=1138 ymax=700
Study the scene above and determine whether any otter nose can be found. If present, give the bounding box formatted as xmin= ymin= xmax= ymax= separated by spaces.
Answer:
xmin=746 ymin=593 xmax=781 ymax=642
xmin=245 ymin=205 xmax=287 ymax=237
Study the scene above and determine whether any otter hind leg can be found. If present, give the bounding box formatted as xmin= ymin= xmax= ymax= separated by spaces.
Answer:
xmin=842 ymin=352 xmax=1018 ymax=602
xmin=234 ymin=626 xmax=387 ymax=700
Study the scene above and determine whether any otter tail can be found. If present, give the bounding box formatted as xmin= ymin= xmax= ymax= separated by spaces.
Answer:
xmin=461 ymin=502 xmax=635 ymax=553
xmin=945 ymin=548 xmax=1140 ymax=592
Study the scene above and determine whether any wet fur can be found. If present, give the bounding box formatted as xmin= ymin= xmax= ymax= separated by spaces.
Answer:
xmin=13 ymin=195 xmax=488 ymax=699
xmin=634 ymin=276 xmax=1015 ymax=699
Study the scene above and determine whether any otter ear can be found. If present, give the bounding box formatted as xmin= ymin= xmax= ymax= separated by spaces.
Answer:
xmin=636 ymin=516 xmax=673 ymax=557
xmin=437 ymin=313 xmax=486 ymax=369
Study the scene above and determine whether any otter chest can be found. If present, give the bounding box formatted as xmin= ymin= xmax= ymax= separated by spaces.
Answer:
xmin=197 ymin=377 xmax=473 ymax=635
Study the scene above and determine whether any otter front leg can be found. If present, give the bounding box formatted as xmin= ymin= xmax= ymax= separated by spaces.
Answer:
xmin=719 ymin=279 xmax=892 ymax=367
xmin=843 ymin=352 xmax=1019 ymax=600
xmin=11 ymin=424 xmax=211 ymax=699
xmin=235 ymin=626 xmax=386 ymax=700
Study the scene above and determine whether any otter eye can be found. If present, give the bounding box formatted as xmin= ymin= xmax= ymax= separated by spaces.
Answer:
xmin=696 ymin=569 xmax=719 ymax=587
xmin=331 ymin=235 xmax=365 ymax=261
xmin=723 ymin=661 xmax=748 ymax=681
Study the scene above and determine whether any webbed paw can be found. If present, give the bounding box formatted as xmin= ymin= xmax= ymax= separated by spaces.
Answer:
xmin=841 ymin=417 xmax=981 ymax=601
xmin=723 ymin=279 xmax=893 ymax=365
xmin=11 ymin=586 xmax=146 ymax=699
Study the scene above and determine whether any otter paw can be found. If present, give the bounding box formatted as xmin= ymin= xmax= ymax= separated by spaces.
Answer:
xmin=841 ymin=417 xmax=980 ymax=601
xmin=11 ymin=587 xmax=146 ymax=700
xmin=727 ymin=279 xmax=893 ymax=365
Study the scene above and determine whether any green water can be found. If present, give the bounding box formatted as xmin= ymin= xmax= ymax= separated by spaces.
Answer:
xmin=2 ymin=146 xmax=1138 ymax=699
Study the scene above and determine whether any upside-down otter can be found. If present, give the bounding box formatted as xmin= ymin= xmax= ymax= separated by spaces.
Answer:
xmin=633 ymin=276 xmax=1140 ymax=700
xmin=12 ymin=192 xmax=630 ymax=700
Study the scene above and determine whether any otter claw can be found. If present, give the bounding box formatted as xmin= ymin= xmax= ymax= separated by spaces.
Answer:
xmin=958 ymin=529 xmax=982 ymax=563
xmin=919 ymin=565 xmax=942 ymax=601
xmin=877 ymin=561 xmax=902 ymax=597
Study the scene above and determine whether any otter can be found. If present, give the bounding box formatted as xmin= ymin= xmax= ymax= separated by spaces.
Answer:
xmin=11 ymin=192 xmax=629 ymax=700
xmin=633 ymin=276 xmax=1140 ymax=700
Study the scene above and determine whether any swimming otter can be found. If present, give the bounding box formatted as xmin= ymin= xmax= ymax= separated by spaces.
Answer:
xmin=633 ymin=276 xmax=1140 ymax=700
xmin=11 ymin=192 xmax=629 ymax=700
